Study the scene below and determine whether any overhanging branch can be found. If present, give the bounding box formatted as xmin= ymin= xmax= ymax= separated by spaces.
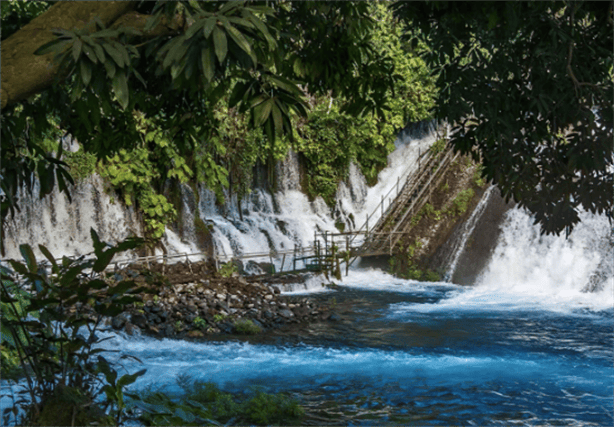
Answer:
xmin=1 ymin=1 xmax=137 ymax=110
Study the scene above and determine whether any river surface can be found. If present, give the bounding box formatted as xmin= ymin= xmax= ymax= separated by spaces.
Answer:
xmin=97 ymin=267 xmax=613 ymax=426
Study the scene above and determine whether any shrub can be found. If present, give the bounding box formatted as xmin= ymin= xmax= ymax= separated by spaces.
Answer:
xmin=219 ymin=262 xmax=238 ymax=278
xmin=63 ymin=149 xmax=97 ymax=181
xmin=429 ymin=138 xmax=447 ymax=155
xmin=243 ymin=389 xmax=305 ymax=426
xmin=448 ymin=188 xmax=476 ymax=216
xmin=133 ymin=379 xmax=305 ymax=426
xmin=473 ymin=164 xmax=487 ymax=187
xmin=193 ymin=316 xmax=207 ymax=330
xmin=234 ymin=319 xmax=261 ymax=335
xmin=0 ymin=230 xmax=157 ymax=426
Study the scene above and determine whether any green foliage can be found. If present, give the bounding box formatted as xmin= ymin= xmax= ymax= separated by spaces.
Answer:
xmin=193 ymin=316 xmax=207 ymax=330
xmin=473 ymin=164 xmax=486 ymax=187
xmin=96 ymin=111 xmax=198 ymax=240
xmin=429 ymin=138 xmax=447 ymax=155
xmin=390 ymin=240 xmax=440 ymax=282
xmin=402 ymin=263 xmax=425 ymax=281
xmin=132 ymin=379 xmax=304 ymax=426
xmin=243 ymin=389 xmax=304 ymax=426
xmin=218 ymin=262 xmax=238 ymax=278
xmin=448 ymin=189 xmax=476 ymax=217
xmin=1 ymin=0 xmax=51 ymax=40
xmin=293 ymin=4 xmax=436 ymax=202
xmin=63 ymin=149 xmax=97 ymax=181
xmin=234 ymin=319 xmax=261 ymax=335
xmin=410 ymin=203 xmax=442 ymax=227
xmin=294 ymin=98 xmax=393 ymax=204
xmin=396 ymin=1 xmax=613 ymax=234
xmin=213 ymin=314 xmax=227 ymax=323
xmin=0 ymin=230 xmax=155 ymax=426
xmin=0 ymin=344 xmax=21 ymax=380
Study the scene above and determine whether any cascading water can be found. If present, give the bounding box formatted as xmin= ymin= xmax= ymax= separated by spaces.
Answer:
xmin=2 ymin=175 xmax=143 ymax=260
xmin=444 ymin=185 xmax=496 ymax=281
xmin=3 ymin=120 xmax=612 ymax=425
xmin=2 ymin=121 xmax=439 ymax=269
xmin=474 ymin=207 xmax=613 ymax=310
xmin=180 ymin=121 xmax=440 ymax=271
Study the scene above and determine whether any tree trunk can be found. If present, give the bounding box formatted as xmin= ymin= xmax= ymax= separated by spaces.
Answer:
xmin=1 ymin=1 xmax=137 ymax=110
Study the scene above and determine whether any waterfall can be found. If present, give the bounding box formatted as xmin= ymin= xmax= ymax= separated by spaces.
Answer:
xmin=2 ymin=121 xmax=439 ymax=269
xmin=472 ymin=207 xmax=613 ymax=310
xmin=2 ymin=175 xmax=143 ymax=261
xmin=444 ymin=185 xmax=496 ymax=281
xmin=186 ymin=121 xmax=439 ymax=270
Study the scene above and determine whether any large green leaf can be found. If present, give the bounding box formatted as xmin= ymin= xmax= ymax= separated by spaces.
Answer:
xmin=80 ymin=60 xmax=92 ymax=86
xmin=203 ymin=17 xmax=216 ymax=38
xmin=271 ymin=103 xmax=283 ymax=137
xmin=212 ymin=26 xmax=228 ymax=63
xmin=112 ymin=71 xmax=129 ymax=109
xmin=38 ymin=245 xmax=58 ymax=272
xmin=201 ymin=47 xmax=215 ymax=81
xmin=19 ymin=245 xmax=37 ymax=273
xmin=224 ymin=22 xmax=256 ymax=64
xmin=103 ymin=54 xmax=117 ymax=78
xmin=71 ymin=38 xmax=83 ymax=62
xmin=253 ymin=98 xmax=274 ymax=126
xmin=117 ymin=369 xmax=147 ymax=388
xmin=103 ymin=43 xmax=124 ymax=68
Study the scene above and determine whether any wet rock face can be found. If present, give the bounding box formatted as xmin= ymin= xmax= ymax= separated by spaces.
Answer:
xmin=109 ymin=262 xmax=330 ymax=339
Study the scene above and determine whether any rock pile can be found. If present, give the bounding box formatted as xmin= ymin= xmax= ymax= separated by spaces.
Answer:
xmin=108 ymin=272 xmax=331 ymax=339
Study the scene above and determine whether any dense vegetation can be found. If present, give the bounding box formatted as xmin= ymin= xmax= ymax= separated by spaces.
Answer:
xmin=3 ymin=1 xmax=609 ymax=242
xmin=0 ymin=1 xmax=612 ymax=425
xmin=395 ymin=1 xmax=613 ymax=235
xmin=1 ymin=1 xmax=435 ymax=246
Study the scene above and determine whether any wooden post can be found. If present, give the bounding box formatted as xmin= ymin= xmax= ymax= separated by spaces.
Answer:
xmin=293 ymin=244 xmax=297 ymax=271
xmin=324 ymin=231 xmax=328 ymax=259
xmin=397 ymin=176 xmax=399 ymax=196
xmin=381 ymin=195 xmax=384 ymax=217
xmin=280 ymin=253 xmax=286 ymax=273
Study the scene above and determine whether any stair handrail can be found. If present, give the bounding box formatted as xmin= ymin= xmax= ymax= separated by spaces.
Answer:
xmin=366 ymin=146 xmax=445 ymax=236
xmin=388 ymin=145 xmax=459 ymax=239
xmin=346 ymin=148 xmax=435 ymax=249
xmin=355 ymin=143 xmax=458 ymax=258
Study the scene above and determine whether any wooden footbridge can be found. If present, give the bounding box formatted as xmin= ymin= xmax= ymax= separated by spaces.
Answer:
xmin=106 ymin=138 xmax=459 ymax=278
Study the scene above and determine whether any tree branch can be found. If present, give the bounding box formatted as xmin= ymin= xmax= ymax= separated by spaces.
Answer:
xmin=110 ymin=11 xmax=185 ymax=36
xmin=1 ymin=1 xmax=137 ymax=110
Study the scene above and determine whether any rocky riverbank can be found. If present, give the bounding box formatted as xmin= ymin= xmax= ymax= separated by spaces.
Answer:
xmin=105 ymin=261 xmax=334 ymax=339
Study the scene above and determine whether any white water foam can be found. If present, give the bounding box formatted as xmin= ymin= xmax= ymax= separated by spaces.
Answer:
xmin=390 ymin=208 xmax=613 ymax=316
xmin=2 ymin=175 xmax=143 ymax=261
xmin=335 ymin=267 xmax=458 ymax=294
xmin=93 ymin=331 xmax=548 ymax=393
xmin=280 ymin=274 xmax=333 ymax=294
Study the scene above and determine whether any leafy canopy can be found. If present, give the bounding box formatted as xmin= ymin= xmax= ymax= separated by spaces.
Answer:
xmin=1 ymin=0 xmax=402 ymax=245
xmin=394 ymin=1 xmax=613 ymax=234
